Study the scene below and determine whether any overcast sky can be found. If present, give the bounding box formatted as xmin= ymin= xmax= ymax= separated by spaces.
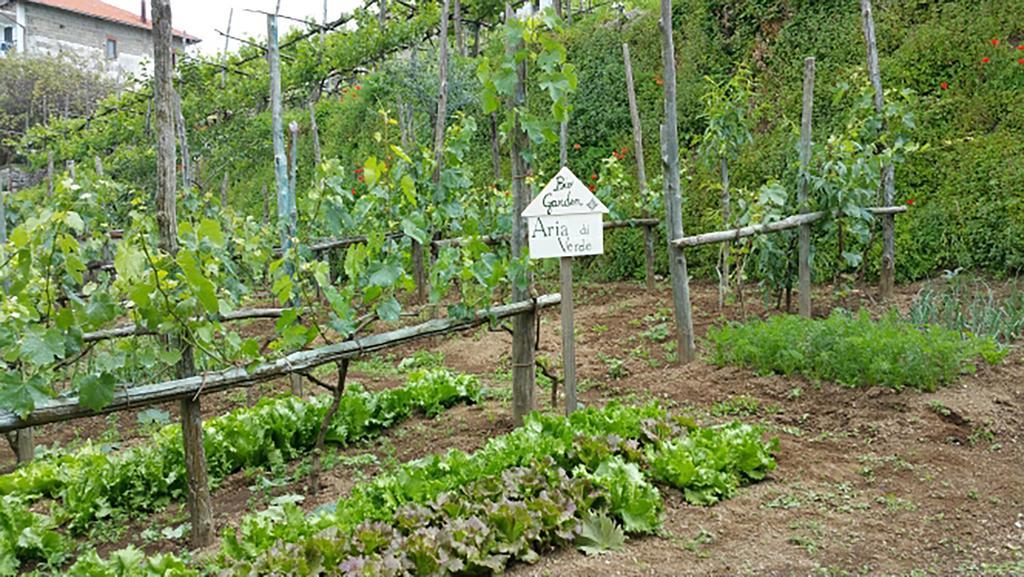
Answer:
xmin=107 ymin=0 xmax=363 ymax=55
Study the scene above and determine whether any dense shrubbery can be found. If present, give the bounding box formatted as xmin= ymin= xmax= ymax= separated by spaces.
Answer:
xmin=707 ymin=311 xmax=1006 ymax=390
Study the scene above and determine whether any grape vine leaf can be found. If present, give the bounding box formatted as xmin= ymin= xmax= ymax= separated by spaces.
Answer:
xmin=21 ymin=328 xmax=64 ymax=366
xmin=78 ymin=372 xmax=116 ymax=411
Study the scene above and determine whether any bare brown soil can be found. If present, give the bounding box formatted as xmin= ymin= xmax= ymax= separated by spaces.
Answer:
xmin=4 ymin=280 xmax=1023 ymax=576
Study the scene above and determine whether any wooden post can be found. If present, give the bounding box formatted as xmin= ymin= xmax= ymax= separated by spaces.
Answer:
xmin=153 ymin=0 xmax=214 ymax=547
xmin=490 ymin=112 xmax=501 ymax=182
xmin=1 ymin=179 xmax=28 ymax=461
xmin=422 ymin=0 xmax=451 ymax=304
xmin=454 ymin=0 xmax=465 ymax=57
xmin=643 ymin=223 xmax=655 ymax=290
xmin=860 ymin=0 xmax=895 ymax=299
xmin=220 ymin=171 xmax=229 ymax=208
xmin=15 ymin=428 xmax=33 ymax=464
xmin=268 ymin=15 xmax=302 ymax=397
xmin=719 ymin=157 xmax=730 ymax=309
xmin=269 ymin=15 xmax=292 ymax=270
xmin=261 ymin=183 xmax=269 ymax=226
xmin=622 ymin=43 xmax=647 ymax=193
xmin=659 ymin=0 xmax=696 ymax=364
xmin=559 ymin=257 xmax=576 ymax=414
xmin=173 ymin=91 xmax=190 ymax=189
xmin=94 ymin=156 xmax=104 ymax=176
xmin=508 ymin=4 xmax=535 ymax=425
xmin=797 ymin=57 xmax=815 ymax=318
xmin=287 ymin=125 xmax=303 ymax=397
xmin=309 ymin=89 xmax=322 ymax=168
xmin=46 ymin=151 xmax=54 ymax=196
xmin=221 ymin=8 xmax=233 ymax=89
xmin=67 ymin=160 xmax=75 ymax=180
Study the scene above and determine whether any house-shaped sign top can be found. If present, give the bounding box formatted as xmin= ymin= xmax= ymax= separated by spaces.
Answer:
xmin=522 ymin=167 xmax=609 ymax=218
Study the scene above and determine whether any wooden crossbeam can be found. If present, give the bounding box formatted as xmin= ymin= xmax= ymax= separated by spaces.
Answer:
xmin=0 ymin=294 xmax=561 ymax=433
xmin=672 ymin=206 xmax=907 ymax=248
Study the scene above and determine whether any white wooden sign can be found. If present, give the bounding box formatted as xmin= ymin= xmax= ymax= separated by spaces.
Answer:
xmin=522 ymin=167 xmax=609 ymax=260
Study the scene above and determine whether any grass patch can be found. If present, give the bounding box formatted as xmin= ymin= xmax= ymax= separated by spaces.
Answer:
xmin=706 ymin=311 xmax=1005 ymax=391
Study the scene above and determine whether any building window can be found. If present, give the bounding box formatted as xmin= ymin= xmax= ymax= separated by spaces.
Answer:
xmin=2 ymin=27 xmax=12 ymax=44
xmin=105 ymin=38 xmax=117 ymax=60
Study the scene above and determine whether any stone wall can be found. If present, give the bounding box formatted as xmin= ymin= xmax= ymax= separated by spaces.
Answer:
xmin=20 ymin=1 xmax=185 ymax=79
xmin=0 ymin=166 xmax=44 ymax=192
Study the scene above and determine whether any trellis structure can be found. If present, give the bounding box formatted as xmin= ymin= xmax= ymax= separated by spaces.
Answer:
xmin=665 ymin=56 xmax=907 ymax=356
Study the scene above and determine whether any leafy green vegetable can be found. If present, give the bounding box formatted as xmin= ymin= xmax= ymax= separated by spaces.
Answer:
xmin=576 ymin=513 xmax=625 ymax=555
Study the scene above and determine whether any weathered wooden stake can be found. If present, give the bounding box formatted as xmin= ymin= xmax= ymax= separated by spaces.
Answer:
xmin=559 ymin=257 xmax=576 ymax=414
xmin=269 ymin=14 xmax=302 ymax=397
xmin=94 ymin=156 xmax=104 ymax=176
xmin=507 ymin=4 xmax=535 ymax=425
xmin=643 ymin=223 xmax=655 ymax=290
xmin=1 ymin=179 xmax=28 ymax=461
xmin=309 ymin=90 xmax=322 ymax=168
xmin=621 ymin=53 xmax=658 ymax=285
xmin=490 ymin=112 xmax=501 ymax=182
xmin=719 ymin=157 xmax=730 ymax=309
xmin=220 ymin=171 xmax=229 ymax=208
xmin=421 ymin=0 xmax=452 ymax=304
xmin=622 ymin=43 xmax=647 ymax=193
xmin=153 ymin=0 xmax=214 ymax=547
xmin=46 ymin=151 xmax=54 ymax=196
xmin=659 ymin=0 xmax=696 ymax=363
xmin=860 ymin=0 xmax=895 ymax=299
xmin=221 ymin=8 xmax=233 ymax=89
xmin=797 ymin=57 xmax=815 ymax=318
xmin=173 ymin=91 xmax=190 ymax=189
xmin=67 ymin=159 xmax=75 ymax=180
xmin=454 ymin=0 xmax=465 ymax=56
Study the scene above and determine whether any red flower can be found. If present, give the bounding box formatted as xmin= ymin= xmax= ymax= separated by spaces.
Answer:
xmin=621 ymin=146 xmax=629 ymax=154
xmin=355 ymin=85 xmax=362 ymax=90
xmin=982 ymin=56 xmax=991 ymax=63
xmin=573 ymin=143 xmax=581 ymax=150
xmin=351 ymin=188 xmax=356 ymax=195
xmin=655 ymin=78 xmax=664 ymax=86
xmin=1018 ymin=45 xmax=1024 ymax=50
xmin=940 ymin=82 xmax=948 ymax=90
xmin=355 ymin=167 xmax=363 ymax=174
xmin=357 ymin=175 xmax=364 ymax=182
xmin=992 ymin=38 xmax=1000 ymax=46
xmin=588 ymin=184 xmax=596 ymax=192
xmin=906 ymin=198 xmax=914 ymax=206
xmin=1019 ymin=58 xmax=1024 ymax=65
xmin=590 ymin=174 xmax=598 ymax=181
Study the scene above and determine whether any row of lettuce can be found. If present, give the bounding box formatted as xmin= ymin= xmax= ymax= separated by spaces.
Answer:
xmin=3 ymin=379 xmax=778 ymax=575
xmin=0 ymin=369 xmax=483 ymax=575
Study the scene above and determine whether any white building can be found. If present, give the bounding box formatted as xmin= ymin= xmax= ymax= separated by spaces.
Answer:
xmin=0 ymin=0 xmax=199 ymax=79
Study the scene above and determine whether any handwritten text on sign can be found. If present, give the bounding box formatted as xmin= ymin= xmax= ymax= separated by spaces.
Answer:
xmin=523 ymin=167 xmax=608 ymax=260
xmin=528 ymin=214 xmax=604 ymax=258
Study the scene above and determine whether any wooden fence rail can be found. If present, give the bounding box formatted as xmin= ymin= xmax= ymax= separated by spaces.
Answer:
xmin=673 ymin=206 xmax=907 ymax=248
xmin=0 ymin=294 xmax=561 ymax=433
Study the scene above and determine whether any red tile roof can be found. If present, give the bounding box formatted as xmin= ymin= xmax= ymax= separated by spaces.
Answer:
xmin=27 ymin=0 xmax=200 ymax=42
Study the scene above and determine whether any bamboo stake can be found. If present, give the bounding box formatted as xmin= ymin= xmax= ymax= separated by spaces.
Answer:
xmin=153 ymin=0 xmax=213 ymax=547
xmin=797 ymin=57 xmax=815 ymax=318
xmin=658 ymin=0 xmax=695 ymax=364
